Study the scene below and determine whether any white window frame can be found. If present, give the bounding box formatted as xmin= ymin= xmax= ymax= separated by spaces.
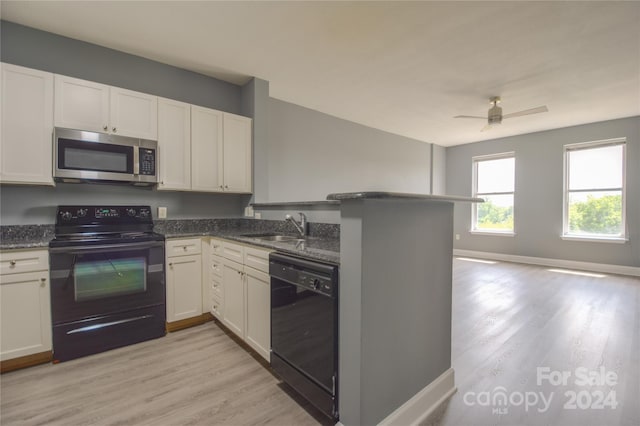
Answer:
xmin=471 ymin=151 xmax=516 ymax=236
xmin=562 ymin=138 xmax=627 ymax=242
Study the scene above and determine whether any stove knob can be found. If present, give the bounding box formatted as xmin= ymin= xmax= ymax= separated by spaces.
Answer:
xmin=77 ymin=209 xmax=87 ymax=218
xmin=140 ymin=210 xmax=149 ymax=218
xmin=60 ymin=211 xmax=72 ymax=221
xmin=311 ymin=279 xmax=320 ymax=290
xmin=127 ymin=208 xmax=137 ymax=217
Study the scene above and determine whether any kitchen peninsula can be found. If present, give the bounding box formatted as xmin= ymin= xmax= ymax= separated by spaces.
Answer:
xmin=331 ymin=192 xmax=481 ymax=426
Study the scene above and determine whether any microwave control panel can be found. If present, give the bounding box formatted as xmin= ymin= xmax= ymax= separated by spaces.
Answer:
xmin=139 ymin=149 xmax=156 ymax=176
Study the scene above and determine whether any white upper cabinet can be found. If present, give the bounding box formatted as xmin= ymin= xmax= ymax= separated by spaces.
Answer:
xmin=191 ymin=105 xmax=223 ymax=192
xmin=0 ymin=63 xmax=54 ymax=185
xmin=110 ymin=87 xmax=157 ymax=140
xmin=222 ymin=112 xmax=252 ymax=193
xmin=188 ymin=107 xmax=252 ymax=193
xmin=54 ymin=75 xmax=109 ymax=133
xmin=54 ymin=75 xmax=157 ymax=140
xmin=158 ymin=98 xmax=191 ymax=190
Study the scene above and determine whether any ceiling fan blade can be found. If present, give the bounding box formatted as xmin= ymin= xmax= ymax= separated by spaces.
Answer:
xmin=480 ymin=124 xmax=493 ymax=132
xmin=453 ymin=115 xmax=486 ymax=119
xmin=502 ymin=106 xmax=548 ymax=119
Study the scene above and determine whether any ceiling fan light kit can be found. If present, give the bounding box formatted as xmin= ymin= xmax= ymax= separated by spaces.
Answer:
xmin=454 ymin=96 xmax=548 ymax=131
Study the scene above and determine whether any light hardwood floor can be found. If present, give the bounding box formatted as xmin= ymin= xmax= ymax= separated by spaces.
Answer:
xmin=1 ymin=259 xmax=638 ymax=426
xmin=436 ymin=259 xmax=640 ymax=426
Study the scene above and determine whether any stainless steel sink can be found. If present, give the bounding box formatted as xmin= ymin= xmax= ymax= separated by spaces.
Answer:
xmin=241 ymin=233 xmax=305 ymax=243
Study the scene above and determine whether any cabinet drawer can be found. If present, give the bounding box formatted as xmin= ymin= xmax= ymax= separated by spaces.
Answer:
xmin=0 ymin=250 xmax=49 ymax=275
xmin=166 ymin=238 xmax=202 ymax=257
xmin=210 ymin=255 xmax=223 ymax=278
xmin=210 ymin=239 xmax=224 ymax=256
xmin=210 ymin=293 xmax=222 ymax=319
xmin=243 ymin=246 xmax=272 ymax=273
xmin=211 ymin=275 xmax=223 ymax=298
xmin=221 ymin=241 xmax=243 ymax=263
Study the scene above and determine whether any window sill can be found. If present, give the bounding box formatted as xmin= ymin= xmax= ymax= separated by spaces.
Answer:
xmin=470 ymin=230 xmax=515 ymax=237
xmin=561 ymin=235 xmax=628 ymax=244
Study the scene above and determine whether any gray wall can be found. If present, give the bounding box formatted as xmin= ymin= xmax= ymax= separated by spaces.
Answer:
xmin=0 ymin=21 xmax=248 ymax=225
xmin=1 ymin=21 xmax=241 ymax=112
xmin=446 ymin=116 xmax=640 ymax=267
xmin=431 ymin=144 xmax=447 ymax=195
xmin=267 ymin=98 xmax=432 ymax=202
xmin=0 ymin=184 xmax=249 ymax=225
xmin=339 ymin=199 xmax=453 ymax=425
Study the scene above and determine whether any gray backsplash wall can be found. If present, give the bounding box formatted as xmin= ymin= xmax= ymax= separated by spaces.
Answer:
xmin=0 ymin=184 xmax=250 ymax=225
xmin=0 ymin=20 xmax=249 ymax=225
xmin=266 ymin=98 xmax=432 ymax=202
xmin=446 ymin=116 xmax=640 ymax=267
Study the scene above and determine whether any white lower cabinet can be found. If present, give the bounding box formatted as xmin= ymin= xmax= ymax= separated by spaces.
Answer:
xmin=244 ymin=267 xmax=271 ymax=360
xmin=222 ymin=259 xmax=245 ymax=337
xmin=0 ymin=249 xmax=52 ymax=362
xmin=166 ymin=238 xmax=202 ymax=323
xmin=212 ymin=239 xmax=271 ymax=361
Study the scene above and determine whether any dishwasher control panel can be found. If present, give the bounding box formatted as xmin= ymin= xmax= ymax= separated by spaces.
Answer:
xmin=269 ymin=253 xmax=338 ymax=298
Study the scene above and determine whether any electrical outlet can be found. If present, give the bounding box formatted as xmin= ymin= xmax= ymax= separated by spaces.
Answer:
xmin=244 ymin=206 xmax=254 ymax=217
xmin=158 ymin=207 xmax=167 ymax=219
xmin=254 ymin=212 xmax=262 ymax=219
xmin=455 ymin=234 xmax=460 ymax=240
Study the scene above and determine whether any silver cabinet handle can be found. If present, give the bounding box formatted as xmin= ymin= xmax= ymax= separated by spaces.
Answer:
xmin=112 ymin=127 xmax=117 ymax=132
xmin=169 ymin=262 xmax=173 ymax=267
xmin=224 ymin=185 xmax=228 ymax=189
xmin=40 ymin=278 xmax=46 ymax=287
xmin=103 ymin=125 xmax=108 ymax=131
xmin=183 ymin=246 xmax=188 ymax=251
xmin=219 ymin=185 xmax=224 ymax=189
xmin=9 ymin=260 xmax=16 ymax=266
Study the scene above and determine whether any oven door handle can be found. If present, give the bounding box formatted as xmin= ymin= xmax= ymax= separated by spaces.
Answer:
xmin=49 ymin=240 xmax=164 ymax=253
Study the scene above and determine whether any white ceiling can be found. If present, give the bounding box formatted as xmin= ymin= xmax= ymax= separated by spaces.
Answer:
xmin=2 ymin=1 xmax=639 ymax=147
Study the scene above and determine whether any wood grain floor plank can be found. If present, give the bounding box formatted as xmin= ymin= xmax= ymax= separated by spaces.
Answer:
xmin=2 ymin=260 xmax=638 ymax=426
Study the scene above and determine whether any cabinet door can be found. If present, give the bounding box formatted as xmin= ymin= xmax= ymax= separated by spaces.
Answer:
xmin=110 ymin=87 xmax=158 ymax=140
xmin=222 ymin=259 xmax=244 ymax=338
xmin=222 ymin=112 xmax=252 ymax=193
xmin=245 ymin=267 xmax=271 ymax=361
xmin=191 ymin=106 xmax=223 ymax=192
xmin=0 ymin=271 xmax=52 ymax=360
xmin=0 ymin=63 xmax=54 ymax=185
xmin=158 ymin=98 xmax=191 ymax=190
xmin=54 ymin=74 xmax=109 ymax=133
xmin=166 ymin=254 xmax=202 ymax=322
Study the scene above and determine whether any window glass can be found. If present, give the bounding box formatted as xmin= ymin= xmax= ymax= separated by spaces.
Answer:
xmin=565 ymin=140 xmax=625 ymax=238
xmin=473 ymin=154 xmax=515 ymax=233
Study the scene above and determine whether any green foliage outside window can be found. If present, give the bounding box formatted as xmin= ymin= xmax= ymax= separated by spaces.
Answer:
xmin=476 ymin=200 xmax=513 ymax=230
xmin=568 ymin=194 xmax=622 ymax=235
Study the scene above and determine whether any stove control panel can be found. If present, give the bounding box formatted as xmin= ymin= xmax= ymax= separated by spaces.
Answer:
xmin=56 ymin=206 xmax=153 ymax=225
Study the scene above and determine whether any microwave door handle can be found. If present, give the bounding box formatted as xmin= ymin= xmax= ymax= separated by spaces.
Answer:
xmin=133 ymin=146 xmax=140 ymax=175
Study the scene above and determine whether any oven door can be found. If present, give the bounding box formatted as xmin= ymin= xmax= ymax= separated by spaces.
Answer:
xmin=49 ymin=240 xmax=165 ymax=325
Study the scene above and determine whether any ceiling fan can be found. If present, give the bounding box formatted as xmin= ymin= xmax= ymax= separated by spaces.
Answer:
xmin=454 ymin=96 xmax=548 ymax=131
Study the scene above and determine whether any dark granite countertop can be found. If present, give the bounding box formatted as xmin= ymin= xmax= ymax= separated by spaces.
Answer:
xmin=327 ymin=191 xmax=483 ymax=203
xmin=1 ymin=219 xmax=340 ymax=264
xmin=165 ymin=232 xmax=340 ymax=264
xmin=0 ymin=225 xmax=54 ymax=250
xmin=163 ymin=224 xmax=340 ymax=265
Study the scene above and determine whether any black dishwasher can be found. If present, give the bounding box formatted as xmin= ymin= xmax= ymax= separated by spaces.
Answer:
xmin=269 ymin=253 xmax=339 ymax=420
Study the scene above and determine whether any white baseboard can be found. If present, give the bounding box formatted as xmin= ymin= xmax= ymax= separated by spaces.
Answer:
xmin=453 ymin=249 xmax=640 ymax=277
xmin=377 ymin=368 xmax=456 ymax=426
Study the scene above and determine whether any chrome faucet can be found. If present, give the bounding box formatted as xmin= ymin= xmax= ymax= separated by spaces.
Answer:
xmin=285 ymin=213 xmax=307 ymax=237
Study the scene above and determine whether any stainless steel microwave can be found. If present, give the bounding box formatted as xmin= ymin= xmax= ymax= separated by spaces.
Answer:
xmin=54 ymin=127 xmax=158 ymax=186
